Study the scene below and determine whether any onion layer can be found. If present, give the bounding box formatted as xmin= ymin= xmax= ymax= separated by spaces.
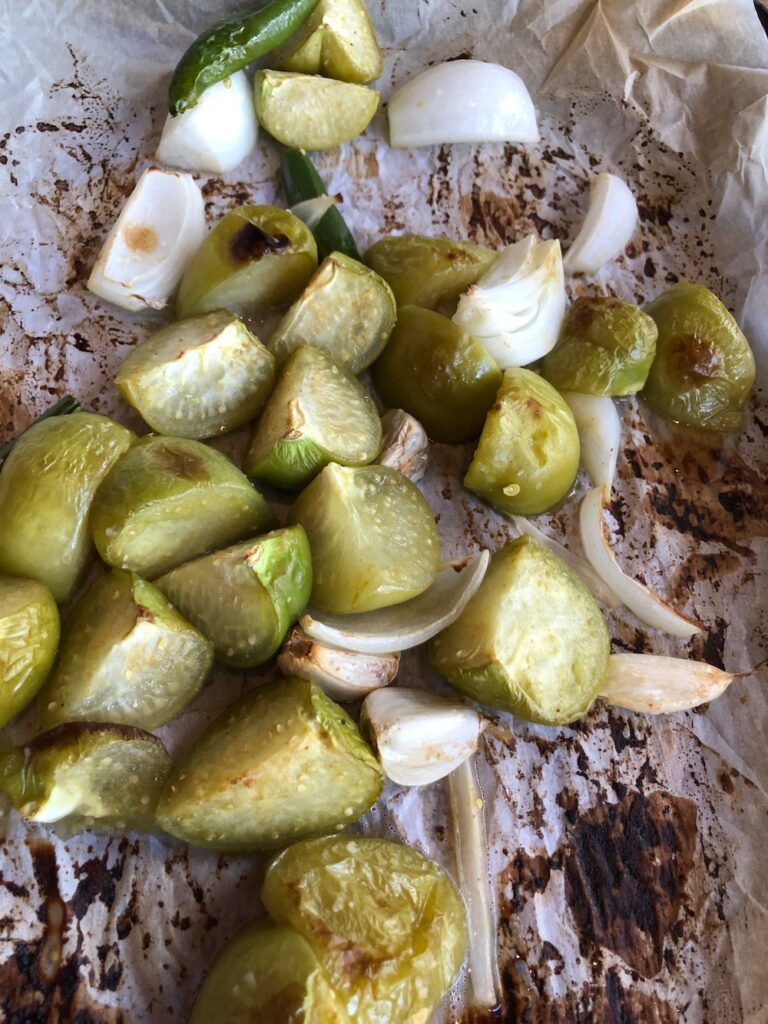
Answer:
xmin=579 ymin=486 xmax=702 ymax=637
xmin=388 ymin=60 xmax=539 ymax=148
xmin=561 ymin=392 xmax=621 ymax=491
xmin=564 ymin=172 xmax=638 ymax=275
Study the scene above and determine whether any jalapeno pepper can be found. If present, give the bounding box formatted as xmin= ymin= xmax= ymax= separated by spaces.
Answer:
xmin=281 ymin=147 xmax=360 ymax=261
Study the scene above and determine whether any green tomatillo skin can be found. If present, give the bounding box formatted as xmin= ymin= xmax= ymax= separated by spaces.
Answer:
xmin=0 ymin=576 xmax=60 ymax=729
xmin=372 ymin=304 xmax=502 ymax=442
xmin=542 ymin=295 xmax=658 ymax=396
xmin=642 ymin=282 xmax=756 ymax=432
xmin=169 ymin=0 xmax=321 ymax=115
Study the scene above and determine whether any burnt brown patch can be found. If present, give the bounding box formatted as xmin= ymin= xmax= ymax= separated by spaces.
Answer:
xmin=122 ymin=223 xmax=157 ymax=255
xmin=150 ymin=441 xmax=212 ymax=481
xmin=564 ymin=790 xmax=697 ymax=977
xmin=460 ymin=188 xmax=521 ymax=247
xmin=498 ymin=849 xmax=553 ymax=914
xmin=229 ymin=222 xmax=290 ymax=263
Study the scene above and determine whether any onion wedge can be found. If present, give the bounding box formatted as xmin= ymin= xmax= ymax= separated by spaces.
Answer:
xmin=388 ymin=60 xmax=539 ymax=148
xmin=561 ymin=392 xmax=621 ymax=491
xmin=87 ymin=167 xmax=206 ymax=312
xmin=448 ymin=756 xmax=500 ymax=1009
xmin=156 ymin=72 xmax=258 ymax=174
xmin=300 ymin=550 xmax=490 ymax=654
xmin=601 ymin=653 xmax=735 ymax=713
xmin=579 ymin=486 xmax=702 ymax=638
xmin=361 ymin=688 xmax=483 ymax=786
xmin=563 ymin=172 xmax=638 ymax=275
xmin=289 ymin=194 xmax=339 ymax=231
xmin=507 ymin=514 xmax=621 ymax=608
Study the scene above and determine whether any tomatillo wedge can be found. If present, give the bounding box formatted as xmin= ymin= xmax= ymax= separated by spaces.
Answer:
xmin=91 ymin=436 xmax=274 ymax=579
xmin=156 ymin=525 xmax=312 ymax=668
xmin=364 ymin=234 xmax=497 ymax=311
xmin=429 ymin=536 xmax=610 ymax=724
xmin=155 ymin=678 xmax=383 ymax=852
xmin=37 ymin=569 xmax=213 ymax=730
xmin=372 ymin=305 xmax=502 ymax=442
xmin=642 ymin=282 xmax=756 ymax=432
xmin=244 ymin=347 xmax=382 ymax=488
xmin=191 ymin=924 xmax=349 ymax=1024
xmin=0 ymin=576 xmax=60 ymax=729
xmin=290 ymin=463 xmax=441 ymax=614
xmin=542 ymin=296 xmax=658 ymax=396
xmin=0 ymin=723 xmax=170 ymax=835
xmin=176 ymin=204 xmax=317 ymax=319
xmin=254 ymin=71 xmax=379 ymax=149
xmin=0 ymin=413 xmax=135 ymax=603
xmin=115 ymin=311 xmax=276 ymax=439
xmin=269 ymin=251 xmax=396 ymax=372
xmin=274 ymin=0 xmax=383 ymax=84
xmin=465 ymin=368 xmax=580 ymax=516
xmin=262 ymin=835 xmax=467 ymax=1024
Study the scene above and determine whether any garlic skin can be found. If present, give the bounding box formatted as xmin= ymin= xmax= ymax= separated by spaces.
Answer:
xmin=453 ymin=236 xmax=565 ymax=368
xmin=579 ymin=486 xmax=702 ymax=637
xmin=87 ymin=167 xmax=206 ymax=312
xmin=563 ymin=172 xmax=638 ymax=275
xmin=601 ymin=654 xmax=735 ymax=713
xmin=277 ymin=628 xmax=399 ymax=702
xmin=361 ymin=688 xmax=483 ymax=786
xmin=376 ymin=409 xmax=429 ymax=482
xmin=156 ymin=72 xmax=258 ymax=174
xmin=388 ymin=60 xmax=539 ymax=148
xmin=561 ymin=392 xmax=621 ymax=491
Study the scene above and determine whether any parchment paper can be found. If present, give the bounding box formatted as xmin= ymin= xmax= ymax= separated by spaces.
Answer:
xmin=1 ymin=1 xmax=767 ymax=1021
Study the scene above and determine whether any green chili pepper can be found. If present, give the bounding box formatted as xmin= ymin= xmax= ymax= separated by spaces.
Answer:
xmin=169 ymin=0 xmax=321 ymax=116
xmin=0 ymin=395 xmax=82 ymax=464
xmin=281 ymin=148 xmax=360 ymax=262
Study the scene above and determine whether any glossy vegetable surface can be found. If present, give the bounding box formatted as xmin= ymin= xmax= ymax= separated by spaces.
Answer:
xmin=168 ymin=0 xmax=321 ymax=114
xmin=542 ymin=296 xmax=658 ymax=395
xmin=155 ymin=678 xmax=383 ymax=851
xmin=116 ymin=311 xmax=276 ymax=439
xmin=177 ymin=204 xmax=317 ymax=319
xmin=269 ymin=251 xmax=395 ymax=372
xmin=642 ymin=282 xmax=756 ymax=431
xmin=38 ymin=569 xmax=213 ymax=729
xmin=255 ymin=71 xmax=379 ymax=149
xmin=0 ymin=723 xmax=170 ymax=834
xmin=91 ymin=436 xmax=274 ymax=579
xmin=0 ymin=413 xmax=135 ymax=603
xmin=262 ymin=835 xmax=467 ymax=1024
xmin=191 ymin=923 xmax=348 ymax=1024
xmin=429 ymin=536 xmax=610 ymax=724
xmin=364 ymin=234 xmax=497 ymax=311
xmin=282 ymin=148 xmax=360 ymax=262
xmin=372 ymin=304 xmax=502 ymax=442
xmin=0 ymin=395 xmax=82 ymax=464
xmin=156 ymin=525 xmax=312 ymax=667
xmin=290 ymin=463 xmax=441 ymax=614
xmin=465 ymin=368 xmax=580 ymax=516
xmin=0 ymin=576 xmax=60 ymax=729
xmin=245 ymin=346 xmax=382 ymax=487
xmin=274 ymin=0 xmax=383 ymax=83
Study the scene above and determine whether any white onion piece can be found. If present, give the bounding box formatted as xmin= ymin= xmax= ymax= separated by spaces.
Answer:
xmin=453 ymin=235 xmax=565 ymax=368
xmin=301 ymin=551 xmax=490 ymax=654
xmin=601 ymin=654 xmax=735 ymax=713
xmin=561 ymin=392 xmax=621 ymax=491
xmin=448 ymin=756 xmax=500 ymax=1009
xmin=579 ymin=487 xmax=701 ymax=637
xmin=87 ymin=167 xmax=206 ymax=312
xmin=156 ymin=72 xmax=257 ymax=174
xmin=361 ymin=689 xmax=482 ymax=786
xmin=388 ymin=60 xmax=539 ymax=148
xmin=289 ymin=195 xmax=339 ymax=231
xmin=563 ymin=172 xmax=638 ymax=275
xmin=507 ymin=514 xmax=621 ymax=608
xmin=277 ymin=628 xmax=399 ymax=702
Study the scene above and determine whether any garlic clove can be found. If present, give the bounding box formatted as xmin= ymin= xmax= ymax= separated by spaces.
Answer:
xmin=601 ymin=653 xmax=735 ymax=714
xmin=277 ymin=627 xmax=399 ymax=702
xmin=375 ymin=409 xmax=429 ymax=482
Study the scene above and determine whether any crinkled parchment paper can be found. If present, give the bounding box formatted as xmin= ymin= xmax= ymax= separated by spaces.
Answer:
xmin=1 ymin=1 xmax=768 ymax=1020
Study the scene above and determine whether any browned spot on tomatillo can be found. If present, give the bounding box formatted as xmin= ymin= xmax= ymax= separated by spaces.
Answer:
xmin=151 ymin=442 xmax=211 ymax=481
xmin=229 ymin=222 xmax=290 ymax=264
xmin=670 ymin=333 xmax=722 ymax=384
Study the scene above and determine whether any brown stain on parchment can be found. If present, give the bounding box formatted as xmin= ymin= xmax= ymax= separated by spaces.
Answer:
xmin=563 ymin=790 xmax=697 ymax=978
